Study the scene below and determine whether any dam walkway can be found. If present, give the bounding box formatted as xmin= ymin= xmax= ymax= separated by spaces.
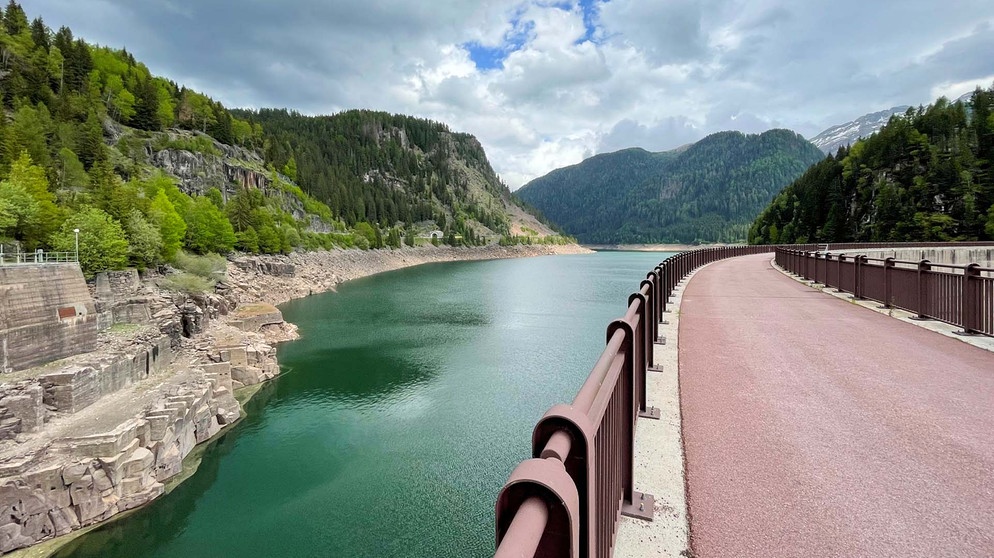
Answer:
xmin=680 ymin=253 xmax=994 ymax=557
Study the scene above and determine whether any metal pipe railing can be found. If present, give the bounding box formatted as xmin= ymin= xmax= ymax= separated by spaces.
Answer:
xmin=0 ymin=250 xmax=78 ymax=265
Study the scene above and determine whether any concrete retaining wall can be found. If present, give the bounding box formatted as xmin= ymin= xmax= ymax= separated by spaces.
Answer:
xmin=0 ymin=265 xmax=98 ymax=373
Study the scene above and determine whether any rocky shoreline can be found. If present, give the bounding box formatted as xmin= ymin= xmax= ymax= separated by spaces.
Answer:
xmin=225 ymin=243 xmax=593 ymax=308
xmin=0 ymin=243 xmax=590 ymax=556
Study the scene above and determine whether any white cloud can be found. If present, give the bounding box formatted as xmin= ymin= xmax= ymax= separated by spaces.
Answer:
xmin=28 ymin=0 xmax=994 ymax=188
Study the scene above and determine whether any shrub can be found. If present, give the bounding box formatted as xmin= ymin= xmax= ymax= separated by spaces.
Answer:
xmin=172 ymin=250 xmax=227 ymax=280
xmin=158 ymin=271 xmax=214 ymax=293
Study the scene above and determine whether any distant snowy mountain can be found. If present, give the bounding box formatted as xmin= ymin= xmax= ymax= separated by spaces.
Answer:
xmin=809 ymin=106 xmax=910 ymax=154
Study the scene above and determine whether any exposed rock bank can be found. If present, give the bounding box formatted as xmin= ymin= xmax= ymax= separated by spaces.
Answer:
xmin=226 ymin=244 xmax=593 ymax=308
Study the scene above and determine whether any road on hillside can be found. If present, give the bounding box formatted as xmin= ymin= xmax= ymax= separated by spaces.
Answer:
xmin=679 ymin=253 xmax=994 ymax=558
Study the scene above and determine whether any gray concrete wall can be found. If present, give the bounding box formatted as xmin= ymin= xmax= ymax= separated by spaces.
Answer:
xmin=827 ymin=247 xmax=994 ymax=267
xmin=0 ymin=265 xmax=98 ymax=373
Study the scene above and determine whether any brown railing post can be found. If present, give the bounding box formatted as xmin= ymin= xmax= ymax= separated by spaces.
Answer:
xmin=958 ymin=264 xmax=981 ymax=335
xmin=854 ymin=255 xmax=866 ymax=299
xmin=834 ymin=254 xmax=844 ymax=292
xmin=882 ymin=257 xmax=895 ymax=308
xmin=606 ymin=318 xmax=651 ymax=523
xmin=630 ymin=291 xmax=660 ymax=420
xmin=915 ymin=260 xmax=931 ymax=320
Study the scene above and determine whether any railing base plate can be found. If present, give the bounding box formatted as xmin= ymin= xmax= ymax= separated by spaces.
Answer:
xmin=648 ymin=365 xmax=664 ymax=373
xmin=621 ymin=492 xmax=655 ymax=521
xmin=953 ymin=329 xmax=977 ymax=336
xmin=639 ymin=407 xmax=661 ymax=420
xmin=909 ymin=316 xmax=932 ymax=321
xmin=655 ymin=336 xmax=666 ymax=344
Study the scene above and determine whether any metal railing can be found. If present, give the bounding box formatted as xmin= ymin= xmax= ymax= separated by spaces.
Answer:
xmin=777 ymin=248 xmax=994 ymax=336
xmin=493 ymin=241 xmax=994 ymax=558
xmin=0 ymin=250 xmax=78 ymax=265
xmin=493 ymin=245 xmax=774 ymax=558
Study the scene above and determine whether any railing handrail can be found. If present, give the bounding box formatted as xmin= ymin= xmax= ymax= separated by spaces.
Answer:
xmin=778 ymin=248 xmax=994 ymax=273
xmin=0 ymin=250 xmax=79 ymax=265
xmin=495 ymin=241 xmax=994 ymax=557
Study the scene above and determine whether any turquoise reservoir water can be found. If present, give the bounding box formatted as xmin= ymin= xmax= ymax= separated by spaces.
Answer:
xmin=53 ymin=251 xmax=671 ymax=558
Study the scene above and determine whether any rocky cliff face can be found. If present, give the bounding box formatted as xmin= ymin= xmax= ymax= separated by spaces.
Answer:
xmin=119 ymin=128 xmax=326 ymax=230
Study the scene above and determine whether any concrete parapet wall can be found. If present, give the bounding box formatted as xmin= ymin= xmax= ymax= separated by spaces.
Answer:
xmin=0 ymin=265 xmax=98 ymax=373
xmin=828 ymin=247 xmax=994 ymax=269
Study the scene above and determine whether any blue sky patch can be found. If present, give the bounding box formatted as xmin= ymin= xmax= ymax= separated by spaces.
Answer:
xmin=463 ymin=12 xmax=534 ymax=71
xmin=462 ymin=1 xmax=603 ymax=70
xmin=576 ymin=0 xmax=602 ymax=44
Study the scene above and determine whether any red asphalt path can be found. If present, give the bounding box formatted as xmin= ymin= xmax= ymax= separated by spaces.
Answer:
xmin=680 ymin=254 xmax=994 ymax=558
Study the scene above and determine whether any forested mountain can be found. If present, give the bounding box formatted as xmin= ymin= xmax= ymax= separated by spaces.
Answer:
xmin=0 ymin=1 xmax=560 ymax=276
xmin=749 ymin=89 xmax=994 ymax=245
xmin=231 ymin=108 xmax=553 ymax=241
xmin=515 ymin=129 xmax=825 ymax=244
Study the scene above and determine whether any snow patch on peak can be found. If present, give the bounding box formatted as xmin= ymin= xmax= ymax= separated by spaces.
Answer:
xmin=809 ymin=106 xmax=911 ymax=154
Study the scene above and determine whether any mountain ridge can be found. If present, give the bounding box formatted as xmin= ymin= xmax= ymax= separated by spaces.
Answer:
xmin=515 ymin=129 xmax=825 ymax=244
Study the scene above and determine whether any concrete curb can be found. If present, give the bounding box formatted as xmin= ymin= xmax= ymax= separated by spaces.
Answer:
xmin=614 ymin=260 xmax=717 ymax=557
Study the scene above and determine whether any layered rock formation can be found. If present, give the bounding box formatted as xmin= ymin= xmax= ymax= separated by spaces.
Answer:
xmin=0 ymin=262 xmax=287 ymax=554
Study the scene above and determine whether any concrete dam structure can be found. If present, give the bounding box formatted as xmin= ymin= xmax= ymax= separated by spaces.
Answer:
xmin=0 ymin=264 xmax=98 ymax=373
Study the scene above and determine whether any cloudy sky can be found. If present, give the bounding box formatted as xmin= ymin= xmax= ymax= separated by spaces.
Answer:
xmin=29 ymin=0 xmax=994 ymax=188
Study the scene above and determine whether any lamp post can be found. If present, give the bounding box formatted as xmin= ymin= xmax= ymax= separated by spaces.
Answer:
xmin=73 ymin=228 xmax=80 ymax=263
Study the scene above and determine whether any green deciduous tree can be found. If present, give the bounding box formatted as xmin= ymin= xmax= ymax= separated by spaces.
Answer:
xmin=124 ymin=209 xmax=162 ymax=269
xmin=257 ymin=224 xmax=282 ymax=254
xmin=353 ymin=221 xmax=377 ymax=246
xmin=3 ymin=152 xmax=61 ymax=247
xmin=282 ymin=156 xmax=297 ymax=182
xmin=184 ymin=196 xmax=236 ymax=254
xmin=148 ymin=190 xmax=186 ymax=259
xmin=55 ymin=147 xmax=89 ymax=194
xmin=5 ymin=104 xmax=53 ymax=169
xmin=49 ymin=206 xmax=128 ymax=277
xmin=0 ymin=180 xmax=38 ymax=241
xmin=236 ymin=226 xmax=259 ymax=252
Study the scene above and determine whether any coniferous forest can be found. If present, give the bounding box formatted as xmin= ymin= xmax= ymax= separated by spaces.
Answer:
xmin=750 ymin=88 xmax=994 ymax=244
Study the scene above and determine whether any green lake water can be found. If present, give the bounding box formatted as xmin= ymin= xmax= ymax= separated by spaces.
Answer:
xmin=53 ymin=251 xmax=671 ymax=558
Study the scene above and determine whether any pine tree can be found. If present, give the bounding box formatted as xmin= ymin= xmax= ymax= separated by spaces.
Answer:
xmin=130 ymin=76 xmax=160 ymax=131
